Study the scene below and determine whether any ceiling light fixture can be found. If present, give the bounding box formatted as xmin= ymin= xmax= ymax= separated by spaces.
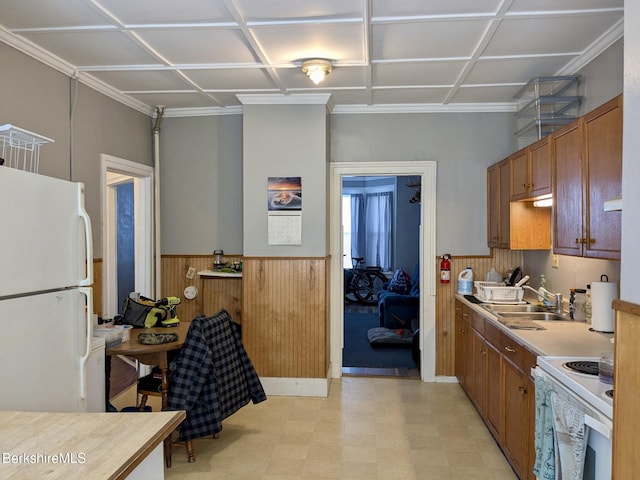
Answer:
xmin=301 ymin=59 xmax=332 ymax=85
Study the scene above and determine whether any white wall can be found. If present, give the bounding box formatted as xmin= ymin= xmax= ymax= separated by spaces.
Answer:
xmin=621 ymin=1 xmax=640 ymax=303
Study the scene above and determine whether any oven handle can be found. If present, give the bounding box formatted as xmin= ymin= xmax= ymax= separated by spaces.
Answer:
xmin=585 ymin=414 xmax=611 ymax=440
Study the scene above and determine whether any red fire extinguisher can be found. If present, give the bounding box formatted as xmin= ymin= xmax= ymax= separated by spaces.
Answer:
xmin=440 ymin=254 xmax=451 ymax=284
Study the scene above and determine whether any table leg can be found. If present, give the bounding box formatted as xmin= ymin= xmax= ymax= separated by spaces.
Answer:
xmin=160 ymin=366 xmax=172 ymax=467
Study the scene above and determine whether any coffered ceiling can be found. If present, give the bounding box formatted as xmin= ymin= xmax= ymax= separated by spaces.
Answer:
xmin=0 ymin=0 xmax=624 ymax=116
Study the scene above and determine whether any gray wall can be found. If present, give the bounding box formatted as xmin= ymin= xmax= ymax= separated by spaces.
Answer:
xmin=0 ymin=42 xmax=152 ymax=256
xmin=330 ymin=112 xmax=515 ymax=255
xmin=159 ymin=115 xmax=243 ymax=254
xmin=242 ymin=103 xmax=328 ymax=257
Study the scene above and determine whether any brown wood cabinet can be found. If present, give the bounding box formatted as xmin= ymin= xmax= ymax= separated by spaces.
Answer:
xmin=510 ymin=137 xmax=552 ymax=201
xmin=487 ymin=157 xmax=550 ymax=250
xmin=455 ymin=301 xmax=473 ymax=393
xmin=553 ymin=95 xmax=622 ymax=260
xmin=455 ymin=299 xmax=537 ymax=480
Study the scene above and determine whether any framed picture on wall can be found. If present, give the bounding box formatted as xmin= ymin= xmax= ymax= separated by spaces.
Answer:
xmin=267 ymin=176 xmax=302 ymax=211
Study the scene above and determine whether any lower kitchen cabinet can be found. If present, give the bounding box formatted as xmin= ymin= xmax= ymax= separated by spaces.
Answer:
xmin=455 ymin=300 xmax=536 ymax=480
xmin=503 ymin=354 xmax=529 ymax=478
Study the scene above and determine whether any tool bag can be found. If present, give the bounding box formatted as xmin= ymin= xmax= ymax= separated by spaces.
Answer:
xmin=121 ymin=296 xmax=168 ymax=328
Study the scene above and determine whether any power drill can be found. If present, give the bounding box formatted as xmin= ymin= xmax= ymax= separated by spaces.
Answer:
xmin=155 ymin=296 xmax=181 ymax=326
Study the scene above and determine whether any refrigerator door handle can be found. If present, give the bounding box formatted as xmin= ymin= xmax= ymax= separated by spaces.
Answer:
xmin=77 ymin=183 xmax=93 ymax=287
xmin=79 ymin=286 xmax=93 ymax=399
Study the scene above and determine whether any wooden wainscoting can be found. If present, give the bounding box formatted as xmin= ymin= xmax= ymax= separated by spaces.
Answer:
xmin=612 ymin=299 xmax=640 ymax=479
xmin=161 ymin=254 xmax=243 ymax=323
xmin=435 ymin=248 xmax=524 ymax=376
xmin=242 ymin=257 xmax=329 ymax=378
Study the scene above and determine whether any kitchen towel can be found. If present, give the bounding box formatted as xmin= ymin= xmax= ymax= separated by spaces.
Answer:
xmin=550 ymin=392 xmax=589 ymax=480
xmin=590 ymin=281 xmax=617 ymax=333
xmin=533 ymin=376 xmax=556 ymax=480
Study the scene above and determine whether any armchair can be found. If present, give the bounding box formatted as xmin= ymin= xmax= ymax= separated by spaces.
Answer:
xmin=378 ymin=265 xmax=419 ymax=330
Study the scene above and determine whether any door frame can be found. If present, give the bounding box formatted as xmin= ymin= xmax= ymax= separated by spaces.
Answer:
xmin=329 ymin=161 xmax=437 ymax=382
xmin=101 ymin=154 xmax=154 ymax=318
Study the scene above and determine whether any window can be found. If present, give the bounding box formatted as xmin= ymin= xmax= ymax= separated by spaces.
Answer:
xmin=342 ymin=177 xmax=394 ymax=271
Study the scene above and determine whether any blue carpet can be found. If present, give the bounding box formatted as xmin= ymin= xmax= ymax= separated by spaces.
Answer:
xmin=343 ymin=312 xmax=415 ymax=368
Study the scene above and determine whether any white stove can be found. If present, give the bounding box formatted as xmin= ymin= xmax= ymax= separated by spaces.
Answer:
xmin=536 ymin=356 xmax=613 ymax=421
xmin=535 ymin=355 xmax=613 ymax=480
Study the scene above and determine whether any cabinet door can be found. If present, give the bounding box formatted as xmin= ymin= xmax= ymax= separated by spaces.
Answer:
xmin=485 ymin=339 xmax=502 ymax=439
xmin=472 ymin=329 xmax=488 ymax=416
xmin=498 ymin=160 xmax=511 ymax=248
xmin=510 ymin=150 xmax=529 ymax=200
xmin=552 ymin=121 xmax=584 ymax=256
xmin=528 ymin=137 xmax=552 ymax=198
xmin=455 ymin=309 xmax=468 ymax=391
xmin=487 ymin=164 xmax=500 ymax=248
xmin=583 ymin=96 xmax=622 ymax=259
xmin=503 ymin=359 xmax=529 ymax=479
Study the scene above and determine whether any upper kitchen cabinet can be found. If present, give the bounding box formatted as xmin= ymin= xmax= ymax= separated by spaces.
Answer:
xmin=553 ymin=96 xmax=622 ymax=260
xmin=487 ymin=160 xmax=510 ymax=249
xmin=487 ymin=158 xmax=551 ymax=251
xmin=509 ymin=137 xmax=552 ymax=201
xmin=583 ymin=96 xmax=622 ymax=259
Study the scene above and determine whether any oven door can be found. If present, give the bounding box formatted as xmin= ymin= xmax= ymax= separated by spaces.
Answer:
xmin=533 ymin=367 xmax=612 ymax=480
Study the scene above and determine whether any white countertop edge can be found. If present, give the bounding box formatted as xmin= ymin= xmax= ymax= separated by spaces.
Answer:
xmin=198 ymin=269 xmax=242 ymax=278
xmin=455 ymin=294 xmax=614 ymax=357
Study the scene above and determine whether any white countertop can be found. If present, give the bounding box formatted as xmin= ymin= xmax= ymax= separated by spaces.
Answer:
xmin=456 ymin=294 xmax=615 ymax=357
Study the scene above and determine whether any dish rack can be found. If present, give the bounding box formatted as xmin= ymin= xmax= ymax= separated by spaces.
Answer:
xmin=474 ymin=281 xmax=525 ymax=303
xmin=0 ymin=124 xmax=54 ymax=173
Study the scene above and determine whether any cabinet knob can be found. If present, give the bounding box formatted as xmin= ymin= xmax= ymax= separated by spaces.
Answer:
xmin=504 ymin=345 xmax=516 ymax=353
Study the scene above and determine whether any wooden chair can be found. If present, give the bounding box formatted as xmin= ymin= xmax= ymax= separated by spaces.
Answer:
xmin=136 ymin=367 xmax=218 ymax=463
xmin=136 ymin=368 xmax=203 ymax=463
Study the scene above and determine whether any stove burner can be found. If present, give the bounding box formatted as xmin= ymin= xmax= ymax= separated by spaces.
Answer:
xmin=563 ymin=361 xmax=599 ymax=376
xmin=605 ymin=389 xmax=614 ymax=399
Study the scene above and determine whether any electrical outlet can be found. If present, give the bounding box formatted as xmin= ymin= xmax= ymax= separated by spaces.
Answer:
xmin=186 ymin=266 xmax=196 ymax=279
xmin=551 ymin=254 xmax=559 ymax=269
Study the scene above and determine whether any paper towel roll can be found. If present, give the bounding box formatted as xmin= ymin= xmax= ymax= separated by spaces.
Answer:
xmin=591 ymin=281 xmax=618 ymax=333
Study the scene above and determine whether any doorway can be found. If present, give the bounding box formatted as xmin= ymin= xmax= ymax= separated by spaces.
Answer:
xmin=101 ymin=154 xmax=154 ymax=319
xmin=341 ymin=175 xmax=420 ymax=375
xmin=329 ymin=161 xmax=437 ymax=382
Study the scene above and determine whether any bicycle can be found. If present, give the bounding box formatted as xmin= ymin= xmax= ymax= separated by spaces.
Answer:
xmin=344 ymin=257 xmax=388 ymax=305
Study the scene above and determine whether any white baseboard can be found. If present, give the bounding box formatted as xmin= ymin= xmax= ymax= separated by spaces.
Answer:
xmin=260 ymin=376 xmax=331 ymax=397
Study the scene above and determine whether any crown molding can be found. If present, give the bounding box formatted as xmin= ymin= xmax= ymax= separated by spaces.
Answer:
xmin=0 ymin=26 xmax=153 ymax=116
xmin=236 ymin=93 xmax=332 ymax=105
xmin=161 ymin=106 xmax=244 ymax=118
xmin=557 ymin=18 xmax=623 ymax=75
xmin=330 ymin=102 xmax=517 ymax=114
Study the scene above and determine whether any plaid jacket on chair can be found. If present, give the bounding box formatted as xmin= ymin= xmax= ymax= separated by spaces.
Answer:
xmin=167 ymin=309 xmax=267 ymax=441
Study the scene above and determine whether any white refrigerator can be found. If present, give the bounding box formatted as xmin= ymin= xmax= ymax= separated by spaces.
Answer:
xmin=0 ymin=167 xmax=104 ymax=412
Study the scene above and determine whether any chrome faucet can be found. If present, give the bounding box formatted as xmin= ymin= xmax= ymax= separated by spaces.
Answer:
xmin=522 ymin=285 xmax=564 ymax=314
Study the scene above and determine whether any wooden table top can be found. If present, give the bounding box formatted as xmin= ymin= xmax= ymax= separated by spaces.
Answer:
xmin=106 ymin=322 xmax=191 ymax=357
xmin=0 ymin=410 xmax=185 ymax=480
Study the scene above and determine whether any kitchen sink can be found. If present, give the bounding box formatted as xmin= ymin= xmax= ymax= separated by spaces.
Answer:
xmin=482 ymin=304 xmax=550 ymax=314
xmin=496 ymin=312 xmax=570 ymax=321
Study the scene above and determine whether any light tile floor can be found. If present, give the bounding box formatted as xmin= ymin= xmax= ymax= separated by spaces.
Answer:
xmin=112 ymin=377 xmax=518 ymax=480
